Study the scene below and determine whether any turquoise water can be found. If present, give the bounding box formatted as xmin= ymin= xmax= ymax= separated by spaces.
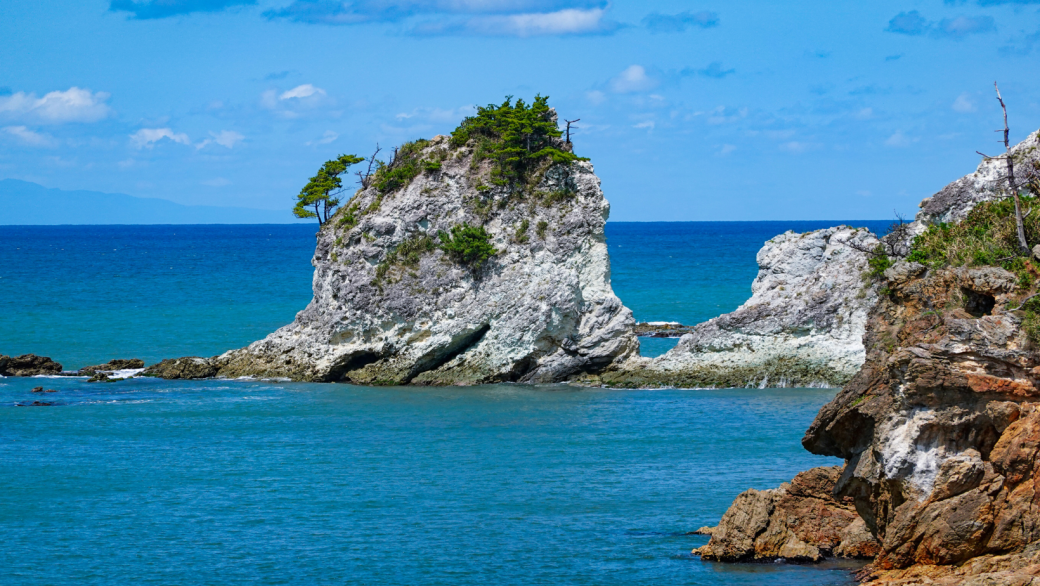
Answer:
xmin=0 ymin=377 xmax=854 ymax=585
xmin=0 ymin=222 xmax=888 ymax=367
xmin=0 ymin=222 xmax=889 ymax=585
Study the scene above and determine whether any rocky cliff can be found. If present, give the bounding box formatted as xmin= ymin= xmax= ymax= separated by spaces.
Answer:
xmin=698 ymin=129 xmax=1040 ymax=583
xmin=168 ymin=105 xmax=637 ymax=385
xmin=589 ymin=226 xmax=881 ymax=388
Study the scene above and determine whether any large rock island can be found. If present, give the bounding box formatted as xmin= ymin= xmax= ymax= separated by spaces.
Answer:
xmin=149 ymin=98 xmax=638 ymax=384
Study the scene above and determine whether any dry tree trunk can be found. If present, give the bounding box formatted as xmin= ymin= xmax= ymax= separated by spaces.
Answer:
xmin=995 ymin=82 xmax=1029 ymax=254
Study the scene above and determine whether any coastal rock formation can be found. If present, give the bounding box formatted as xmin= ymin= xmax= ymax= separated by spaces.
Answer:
xmin=803 ymin=262 xmax=1040 ymax=583
xmin=915 ymin=129 xmax=1040 ymax=227
xmin=142 ymin=357 xmax=220 ymax=380
xmin=695 ymin=466 xmax=879 ymax=562
xmin=203 ymin=109 xmax=636 ymax=384
xmin=0 ymin=354 xmax=63 ymax=377
xmin=592 ymin=226 xmax=881 ymax=388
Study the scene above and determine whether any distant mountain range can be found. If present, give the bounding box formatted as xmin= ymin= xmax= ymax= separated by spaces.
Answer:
xmin=0 ymin=179 xmax=304 ymax=225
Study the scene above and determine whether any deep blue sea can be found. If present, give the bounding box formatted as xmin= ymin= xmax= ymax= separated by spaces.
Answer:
xmin=0 ymin=222 xmax=888 ymax=585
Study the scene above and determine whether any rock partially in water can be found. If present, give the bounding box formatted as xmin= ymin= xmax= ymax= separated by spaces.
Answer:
xmin=78 ymin=358 xmax=144 ymax=375
xmin=633 ymin=322 xmax=696 ymax=338
xmin=592 ymin=226 xmax=880 ymax=388
xmin=141 ymin=357 xmax=220 ymax=380
xmin=214 ymin=130 xmax=637 ymax=384
xmin=0 ymin=354 xmax=63 ymax=377
xmin=30 ymin=386 xmax=57 ymax=393
xmin=695 ymin=466 xmax=879 ymax=563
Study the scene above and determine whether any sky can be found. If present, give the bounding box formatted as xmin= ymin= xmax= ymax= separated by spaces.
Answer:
xmin=1 ymin=0 xmax=1039 ymax=221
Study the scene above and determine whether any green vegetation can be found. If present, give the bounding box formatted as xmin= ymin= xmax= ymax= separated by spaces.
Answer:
xmin=536 ymin=220 xmax=549 ymax=239
xmin=374 ymin=234 xmax=437 ymax=283
xmin=336 ymin=202 xmax=361 ymax=230
xmin=867 ymin=245 xmax=894 ymax=279
xmin=438 ymin=223 xmax=497 ymax=268
xmin=514 ymin=219 xmax=530 ymax=244
xmin=293 ymin=154 xmax=364 ymax=225
xmin=450 ymin=96 xmax=586 ymax=187
xmin=906 ymin=196 xmax=1039 ymax=287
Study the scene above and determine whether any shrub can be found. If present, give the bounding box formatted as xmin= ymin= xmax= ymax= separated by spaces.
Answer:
xmin=536 ymin=220 xmax=549 ymax=239
xmin=867 ymin=245 xmax=894 ymax=279
xmin=514 ymin=219 xmax=530 ymax=244
xmin=371 ymin=139 xmax=428 ymax=194
xmin=438 ymin=223 xmax=497 ymax=268
xmin=374 ymin=234 xmax=437 ymax=284
xmin=907 ymin=196 xmax=1040 ymax=285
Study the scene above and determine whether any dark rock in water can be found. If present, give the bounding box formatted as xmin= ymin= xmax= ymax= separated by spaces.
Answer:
xmin=78 ymin=358 xmax=144 ymax=375
xmin=86 ymin=372 xmax=109 ymax=383
xmin=30 ymin=386 xmax=57 ymax=393
xmin=694 ymin=466 xmax=879 ymax=563
xmin=141 ymin=357 xmax=220 ymax=380
xmin=633 ymin=322 xmax=696 ymax=338
xmin=0 ymin=354 xmax=63 ymax=377
xmin=17 ymin=400 xmax=57 ymax=406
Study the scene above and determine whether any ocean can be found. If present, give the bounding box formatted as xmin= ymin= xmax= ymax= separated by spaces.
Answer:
xmin=0 ymin=221 xmax=889 ymax=585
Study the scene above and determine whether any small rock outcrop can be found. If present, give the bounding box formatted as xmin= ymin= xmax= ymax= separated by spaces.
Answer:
xmin=78 ymin=359 xmax=145 ymax=375
xmin=695 ymin=466 xmax=879 ymax=563
xmin=0 ymin=354 xmax=63 ymax=377
xmin=592 ymin=226 xmax=880 ymax=388
xmin=141 ymin=357 xmax=220 ymax=380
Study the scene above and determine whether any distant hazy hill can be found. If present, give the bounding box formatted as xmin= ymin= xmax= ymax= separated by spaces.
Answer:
xmin=0 ymin=179 xmax=304 ymax=225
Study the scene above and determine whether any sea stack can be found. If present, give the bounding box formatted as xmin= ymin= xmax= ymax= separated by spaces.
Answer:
xmin=211 ymin=100 xmax=638 ymax=384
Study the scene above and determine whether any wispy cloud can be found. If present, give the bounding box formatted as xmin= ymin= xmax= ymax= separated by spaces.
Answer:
xmin=110 ymin=0 xmax=256 ymax=19
xmin=130 ymin=128 xmax=191 ymax=149
xmin=0 ymin=87 xmax=112 ymax=124
xmin=279 ymin=84 xmax=325 ymax=100
xmin=885 ymin=10 xmax=995 ymax=39
xmin=307 ymin=130 xmax=339 ymax=145
xmin=682 ymin=61 xmax=735 ymax=79
xmin=885 ymin=130 xmax=916 ymax=148
xmin=641 ymin=10 xmax=718 ymax=33
xmin=413 ymin=7 xmax=618 ymax=36
xmin=2 ymin=125 xmax=58 ymax=147
xmin=610 ymin=65 xmax=657 ymax=93
xmin=952 ymin=93 xmax=977 ymax=113
xmin=196 ymin=130 xmax=245 ymax=150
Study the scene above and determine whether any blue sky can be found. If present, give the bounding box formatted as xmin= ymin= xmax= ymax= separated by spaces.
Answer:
xmin=1 ymin=0 xmax=1039 ymax=221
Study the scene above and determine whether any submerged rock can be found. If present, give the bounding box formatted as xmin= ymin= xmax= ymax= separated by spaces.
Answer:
xmin=695 ymin=466 xmax=879 ymax=563
xmin=0 ymin=354 xmax=63 ymax=377
xmin=591 ymin=226 xmax=880 ymax=388
xmin=212 ymin=130 xmax=636 ymax=384
xmin=633 ymin=322 xmax=696 ymax=338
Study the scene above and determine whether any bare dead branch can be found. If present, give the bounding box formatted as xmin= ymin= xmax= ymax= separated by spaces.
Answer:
xmin=1010 ymin=292 xmax=1040 ymax=311
xmin=994 ymin=81 xmax=1029 ymax=253
xmin=564 ymin=118 xmax=580 ymax=145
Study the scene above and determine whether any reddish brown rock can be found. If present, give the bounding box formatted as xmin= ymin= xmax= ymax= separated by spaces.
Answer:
xmin=695 ymin=466 xmax=879 ymax=562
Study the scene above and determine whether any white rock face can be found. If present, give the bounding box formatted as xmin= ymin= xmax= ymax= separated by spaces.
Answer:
xmin=595 ymin=227 xmax=880 ymax=388
xmin=217 ymin=134 xmax=638 ymax=384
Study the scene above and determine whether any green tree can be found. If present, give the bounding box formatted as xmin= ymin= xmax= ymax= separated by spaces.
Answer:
xmin=438 ymin=223 xmax=498 ymax=269
xmin=293 ymin=154 xmax=364 ymax=226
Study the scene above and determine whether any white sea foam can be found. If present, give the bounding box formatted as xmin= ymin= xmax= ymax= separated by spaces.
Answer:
xmin=102 ymin=368 xmax=146 ymax=379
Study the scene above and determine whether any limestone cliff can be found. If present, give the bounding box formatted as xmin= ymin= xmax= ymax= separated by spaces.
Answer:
xmin=195 ymin=118 xmax=637 ymax=384
xmin=590 ymin=226 xmax=881 ymax=388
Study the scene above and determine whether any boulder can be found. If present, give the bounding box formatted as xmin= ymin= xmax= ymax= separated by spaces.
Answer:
xmin=141 ymin=357 xmax=220 ymax=380
xmin=695 ymin=466 xmax=879 ymax=563
xmin=78 ymin=358 xmax=145 ymax=375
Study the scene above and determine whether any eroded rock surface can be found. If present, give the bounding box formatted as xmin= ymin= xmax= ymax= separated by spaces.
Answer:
xmin=0 ymin=354 xmax=63 ymax=377
xmin=695 ymin=466 xmax=879 ymax=562
xmin=592 ymin=226 xmax=880 ymax=388
xmin=79 ymin=358 xmax=145 ymax=375
xmin=802 ymin=262 xmax=1040 ymax=583
xmin=188 ymin=131 xmax=637 ymax=384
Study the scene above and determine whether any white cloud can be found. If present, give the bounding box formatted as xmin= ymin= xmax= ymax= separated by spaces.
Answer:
xmin=307 ymin=130 xmax=339 ymax=146
xmin=466 ymin=7 xmax=610 ymax=36
xmin=718 ymin=144 xmax=737 ymax=155
xmin=2 ymin=125 xmax=58 ymax=147
xmin=197 ymin=130 xmax=245 ymax=150
xmin=0 ymin=87 xmax=111 ymax=124
xmin=395 ymin=105 xmax=476 ymax=123
xmin=885 ymin=130 xmax=915 ymax=148
xmin=130 ymin=128 xmax=191 ymax=149
xmin=633 ymin=120 xmax=655 ymax=130
xmin=202 ymin=177 xmax=231 ymax=187
xmin=952 ymin=93 xmax=976 ymax=113
xmin=854 ymin=107 xmax=873 ymax=120
xmin=279 ymin=84 xmax=325 ymax=100
xmin=780 ymin=141 xmax=812 ymax=154
xmin=610 ymin=65 xmax=656 ymax=93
